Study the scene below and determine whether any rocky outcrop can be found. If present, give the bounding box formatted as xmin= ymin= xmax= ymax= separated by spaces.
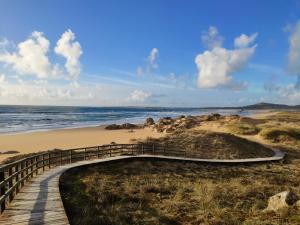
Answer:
xmin=264 ymin=191 xmax=298 ymax=212
xmin=144 ymin=117 xmax=155 ymax=126
xmin=143 ymin=113 xmax=228 ymax=133
xmin=105 ymin=123 xmax=140 ymax=130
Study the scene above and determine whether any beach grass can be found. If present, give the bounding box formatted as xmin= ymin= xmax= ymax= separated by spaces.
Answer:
xmin=60 ymin=156 xmax=300 ymax=225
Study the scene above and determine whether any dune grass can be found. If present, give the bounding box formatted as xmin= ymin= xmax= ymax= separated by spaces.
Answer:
xmin=259 ymin=127 xmax=300 ymax=143
xmin=142 ymin=130 xmax=273 ymax=159
xmin=60 ymin=157 xmax=300 ymax=225
xmin=227 ymin=122 xmax=261 ymax=135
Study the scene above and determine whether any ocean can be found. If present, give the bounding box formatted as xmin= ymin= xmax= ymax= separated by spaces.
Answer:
xmin=0 ymin=105 xmax=249 ymax=134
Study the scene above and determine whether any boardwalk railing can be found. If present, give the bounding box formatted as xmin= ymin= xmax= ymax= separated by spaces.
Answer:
xmin=0 ymin=143 xmax=187 ymax=214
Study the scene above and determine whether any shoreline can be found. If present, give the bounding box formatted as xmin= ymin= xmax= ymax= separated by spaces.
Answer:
xmin=0 ymin=109 xmax=272 ymax=136
xmin=0 ymin=110 xmax=276 ymax=163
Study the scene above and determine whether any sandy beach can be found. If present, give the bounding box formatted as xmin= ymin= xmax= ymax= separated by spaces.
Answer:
xmin=0 ymin=110 xmax=278 ymax=163
xmin=0 ymin=126 xmax=164 ymax=162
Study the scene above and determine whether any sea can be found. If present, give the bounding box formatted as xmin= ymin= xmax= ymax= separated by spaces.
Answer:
xmin=0 ymin=105 xmax=251 ymax=134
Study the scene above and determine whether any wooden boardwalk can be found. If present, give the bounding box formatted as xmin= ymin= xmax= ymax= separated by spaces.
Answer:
xmin=0 ymin=150 xmax=285 ymax=225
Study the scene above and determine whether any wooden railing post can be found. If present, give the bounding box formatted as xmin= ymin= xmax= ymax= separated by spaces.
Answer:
xmin=42 ymin=154 xmax=45 ymax=171
xmin=70 ymin=150 xmax=72 ymax=164
xmin=152 ymin=143 xmax=155 ymax=154
xmin=97 ymin=146 xmax=100 ymax=158
xmin=84 ymin=148 xmax=86 ymax=161
xmin=0 ymin=170 xmax=6 ymax=213
xmin=48 ymin=152 xmax=51 ymax=169
xmin=109 ymin=145 xmax=112 ymax=157
xmin=163 ymin=144 xmax=166 ymax=156
xmin=60 ymin=151 xmax=63 ymax=165
xmin=16 ymin=164 xmax=20 ymax=194
xmin=30 ymin=158 xmax=34 ymax=178
xmin=25 ymin=160 xmax=29 ymax=182
xmin=35 ymin=156 xmax=38 ymax=175
xmin=20 ymin=161 xmax=24 ymax=187
xmin=142 ymin=144 xmax=144 ymax=154
xmin=8 ymin=167 xmax=13 ymax=202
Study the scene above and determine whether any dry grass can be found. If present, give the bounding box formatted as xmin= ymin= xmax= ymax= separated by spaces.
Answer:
xmin=60 ymin=156 xmax=300 ymax=225
xmin=227 ymin=122 xmax=261 ymax=135
xmin=58 ymin=111 xmax=300 ymax=224
xmin=141 ymin=130 xmax=273 ymax=159
xmin=259 ymin=127 xmax=300 ymax=143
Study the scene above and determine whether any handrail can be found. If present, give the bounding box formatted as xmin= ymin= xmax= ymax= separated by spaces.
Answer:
xmin=0 ymin=142 xmax=283 ymax=214
xmin=0 ymin=143 xmax=152 ymax=213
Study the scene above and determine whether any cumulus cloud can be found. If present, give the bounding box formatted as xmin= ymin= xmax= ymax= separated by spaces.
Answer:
xmin=0 ymin=29 xmax=82 ymax=80
xmin=288 ymin=21 xmax=300 ymax=88
xmin=55 ymin=29 xmax=82 ymax=79
xmin=201 ymin=26 xmax=224 ymax=49
xmin=0 ymin=31 xmax=61 ymax=79
xmin=129 ymin=90 xmax=152 ymax=102
xmin=195 ymin=27 xmax=257 ymax=89
xmin=234 ymin=33 xmax=258 ymax=48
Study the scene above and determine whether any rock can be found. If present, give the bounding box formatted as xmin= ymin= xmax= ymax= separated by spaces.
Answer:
xmin=265 ymin=191 xmax=298 ymax=212
xmin=144 ymin=117 xmax=155 ymax=126
xmin=105 ymin=123 xmax=139 ymax=130
xmin=105 ymin=124 xmax=121 ymax=130
xmin=176 ymin=115 xmax=186 ymax=119
xmin=120 ymin=123 xmax=139 ymax=129
xmin=0 ymin=150 xmax=19 ymax=154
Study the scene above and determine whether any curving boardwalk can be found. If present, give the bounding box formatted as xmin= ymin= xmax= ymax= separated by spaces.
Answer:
xmin=0 ymin=150 xmax=285 ymax=225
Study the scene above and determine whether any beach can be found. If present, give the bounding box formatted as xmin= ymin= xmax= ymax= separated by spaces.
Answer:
xmin=0 ymin=126 xmax=164 ymax=162
xmin=0 ymin=110 xmax=275 ymax=163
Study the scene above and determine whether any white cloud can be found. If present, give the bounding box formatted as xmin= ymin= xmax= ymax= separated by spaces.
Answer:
xmin=195 ymin=27 xmax=257 ymax=89
xmin=234 ymin=33 xmax=258 ymax=48
xmin=0 ymin=31 xmax=61 ymax=79
xmin=129 ymin=90 xmax=152 ymax=102
xmin=0 ymin=73 xmax=5 ymax=84
xmin=70 ymin=80 xmax=80 ymax=88
xmin=148 ymin=48 xmax=159 ymax=69
xmin=55 ymin=29 xmax=82 ymax=79
xmin=278 ymin=84 xmax=300 ymax=103
xmin=0 ymin=29 xmax=82 ymax=80
xmin=201 ymin=26 xmax=224 ymax=49
xmin=136 ymin=48 xmax=159 ymax=76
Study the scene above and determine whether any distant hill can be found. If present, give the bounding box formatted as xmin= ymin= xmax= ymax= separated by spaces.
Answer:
xmin=203 ymin=102 xmax=300 ymax=110
xmin=241 ymin=102 xmax=300 ymax=110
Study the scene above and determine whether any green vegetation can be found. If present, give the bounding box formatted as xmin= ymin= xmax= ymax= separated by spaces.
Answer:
xmin=266 ymin=111 xmax=300 ymax=123
xmin=227 ymin=122 xmax=261 ymax=135
xmin=259 ymin=127 xmax=300 ymax=143
xmin=60 ymin=158 xmax=300 ymax=225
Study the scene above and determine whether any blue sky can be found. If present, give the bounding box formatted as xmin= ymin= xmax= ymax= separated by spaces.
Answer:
xmin=0 ymin=0 xmax=300 ymax=107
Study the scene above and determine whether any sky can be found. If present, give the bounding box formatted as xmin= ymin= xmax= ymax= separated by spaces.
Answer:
xmin=0 ymin=0 xmax=300 ymax=107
